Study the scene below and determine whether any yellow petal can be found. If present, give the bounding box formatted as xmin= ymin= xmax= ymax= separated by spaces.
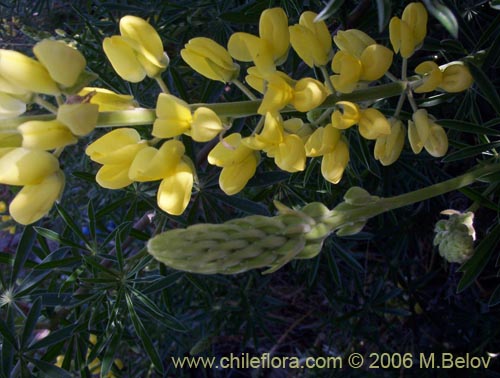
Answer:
xmin=305 ymin=124 xmax=340 ymax=157
xmin=0 ymin=131 xmax=22 ymax=148
xmin=334 ymin=29 xmax=375 ymax=57
xmin=102 ymin=36 xmax=146 ymax=83
xmin=57 ymin=103 xmax=99 ymax=136
xmin=412 ymin=109 xmax=431 ymax=143
xmin=414 ymin=61 xmax=443 ymax=93
xmin=402 ymin=2 xmax=428 ymax=46
xmin=85 ymin=128 xmax=143 ymax=164
xmin=359 ymin=44 xmax=393 ymax=81
xmin=208 ymin=133 xmax=252 ymax=166
xmin=259 ymin=8 xmax=290 ymax=63
xmin=19 ymin=120 xmax=77 ymax=150
xmin=292 ymin=78 xmax=327 ymax=112
xmin=298 ymin=12 xmax=332 ymax=59
xmin=331 ymin=51 xmax=362 ymax=93
xmin=219 ymin=153 xmax=257 ymax=195
xmin=153 ymin=93 xmax=192 ymax=138
xmin=358 ymin=108 xmax=391 ymax=140
xmin=157 ymin=160 xmax=193 ymax=215
xmin=96 ymin=164 xmax=134 ymax=189
xmin=228 ymin=33 xmax=275 ymax=77
xmin=389 ymin=17 xmax=402 ymax=54
xmin=321 ymin=139 xmax=349 ymax=184
xmin=33 ymin=39 xmax=86 ymax=87
xmin=0 ymin=147 xmax=59 ymax=185
xmin=275 ymin=134 xmax=306 ymax=172
xmin=424 ymin=123 xmax=448 ymax=157
xmin=181 ymin=37 xmax=237 ymax=82
xmin=78 ymin=87 xmax=135 ymax=112
xmin=9 ymin=170 xmax=64 ymax=225
xmin=331 ymin=101 xmax=360 ymax=129
xmin=289 ymin=17 xmax=331 ymax=68
xmin=257 ymin=74 xmax=294 ymax=114
xmin=0 ymin=49 xmax=59 ymax=95
xmin=439 ymin=62 xmax=473 ymax=93
xmin=119 ymin=15 xmax=167 ymax=75
xmin=374 ymin=118 xmax=405 ymax=166
xmin=191 ymin=107 xmax=224 ymax=142
xmin=408 ymin=120 xmax=424 ymax=154
xmin=0 ymin=93 xmax=26 ymax=119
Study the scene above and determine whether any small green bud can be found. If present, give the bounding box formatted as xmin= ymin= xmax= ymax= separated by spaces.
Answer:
xmin=434 ymin=210 xmax=475 ymax=263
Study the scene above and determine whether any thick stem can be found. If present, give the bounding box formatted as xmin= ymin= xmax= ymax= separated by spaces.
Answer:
xmin=155 ymin=76 xmax=170 ymax=94
xmin=232 ymin=79 xmax=258 ymax=100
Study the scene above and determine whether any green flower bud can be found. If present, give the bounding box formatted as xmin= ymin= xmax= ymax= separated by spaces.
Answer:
xmin=434 ymin=210 xmax=475 ymax=263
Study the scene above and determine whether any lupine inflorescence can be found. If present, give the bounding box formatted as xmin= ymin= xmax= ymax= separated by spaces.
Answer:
xmin=0 ymin=3 xmax=474 ymax=234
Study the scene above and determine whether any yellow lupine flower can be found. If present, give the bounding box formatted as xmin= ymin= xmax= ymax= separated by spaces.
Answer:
xmin=283 ymin=118 xmax=313 ymax=143
xmin=374 ymin=118 xmax=406 ymax=166
xmin=408 ymin=109 xmax=448 ymax=157
xmin=0 ymin=147 xmax=59 ymax=185
xmin=9 ymin=170 xmax=65 ymax=225
xmin=33 ymin=39 xmax=86 ymax=88
xmin=321 ymin=139 xmax=349 ymax=184
xmin=191 ymin=107 xmax=225 ymax=142
xmin=389 ymin=2 xmax=427 ymax=58
xmin=331 ymin=101 xmax=360 ymax=130
xmin=0 ymin=72 xmax=31 ymax=96
xmin=208 ymin=133 xmax=258 ymax=195
xmin=289 ymin=11 xmax=332 ymax=67
xmin=18 ymin=120 xmax=77 ymax=150
xmin=359 ymin=44 xmax=393 ymax=81
xmin=305 ymin=124 xmax=341 ymax=157
xmin=0 ymin=92 xmax=26 ymax=119
xmin=57 ymin=103 xmax=99 ymax=136
xmin=0 ymin=49 xmax=59 ymax=95
xmin=128 ymin=140 xmax=184 ymax=182
xmin=245 ymin=66 xmax=293 ymax=94
xmin=330 ymin=51 xmax=362 ymax=93
xmin=291 ymin=78 xmax=327 ymax=112
xmin=358 ymin=108 xmax=391 ymax=140
xmin=157 ymin=158 xmax=194 ymax=215
xmin=85 ymin=128 xmax=147 ymax=189
xmin=438 ymin=61 xmax=473 ymax=93
xmin=257 ymin=73 xmax=294 ymax=114
xmin=334 ymin=29 xmax=375 ymax=57
xmin=153 ymin=93 xmax=192 ymax=138
xmin=78 ymin=87 xmax=135 ymax=112
xmin=103 ymin=15 xmax=168 ymax=82
xmin=0 ymin=131 xmax=22 ymax=148
xmin=181 ymin=37 xmax=239 ymax=82
xmin=414 ymin=61 xmax=443 ymax=93
xmin=228 ymin=7 xmax=289 ymax=77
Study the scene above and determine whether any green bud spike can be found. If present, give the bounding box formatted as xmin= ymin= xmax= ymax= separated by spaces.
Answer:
xmin=434 ymin=210 xmax=475 ymax=263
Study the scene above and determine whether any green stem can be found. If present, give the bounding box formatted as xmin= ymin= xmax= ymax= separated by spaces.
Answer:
xmin=155 ymin=76 xmax=170 ymax=94
xmin=34 ymin=96 xmax=58 ymax=114
xmin=3 ymin=81 xmax=406 ymax=131
xmin=320 ymin=65 xmax=336 ymax=96
xmin=232 ymin=79 xmax=258 ymax=100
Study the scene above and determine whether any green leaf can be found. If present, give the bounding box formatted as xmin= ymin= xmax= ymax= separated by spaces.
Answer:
xmin=11 ymin=225 xmax=37 ymax=286
xmin=207 ymin=192 xmax=270 ymax=215
xmin=491 ymin=0 xmax=500 ymax=11
xmin=34 ymin=227 xmax=87 ymax=250
xmin=467 ymin=61 xmax=500 ymax=115
xmin=457 ymin=223 xmax=500 ymax=293
xmin=438 ymin=119 xmax=500 ymax=137
xmin=442 ymin=141 xmax=500 ymax=162
xmin=459 ymin=187 xmax=500 ymax=211
xmin=56 ymin=204 xmax=90 ymax=247
xmin=28 ymin=324 xmax=79 ymax=351
xmin=21 ymin=297 xmax=42 ymax=349
xmin=100 ymin=328 xmax=123 ymax=378
xmin=142 ymin=272 xmax=184 ymax=294
xmin=28 ymin=357 xmax=73 ymax=378
xmin=314 ymin=0 xmax=344 ymax=22
xmin=335 ymin=243 xmax=364 ymax=272
xmin=489 ymin=284 xmax=500 ymax=307
xmin=125 ymin=292 xmax=164 ymax=373
xmin=422 ymin=0 xmax=458 ymax=38
xmin=376 ymin=0 xmax=392 ymax=33
xmin=325 ymin=248 xmax=342 ymax=288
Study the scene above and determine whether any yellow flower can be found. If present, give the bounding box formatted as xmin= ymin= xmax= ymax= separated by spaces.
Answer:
xmin=9 ymin=170 xmax=65 ymax=225
xmin=289 ymin=11 xmax=332 ymax=67
xmin=56 ymin=103 xmax=99 ymax=136
xmin=358 ymin=108 xmax=391 ymax=140
xmin=414 ymin=61 xmax=443 ymax=93
xmin=85 ymin=128 xmax=147 ymax=189
xmin=283 ymin=118 xmax=313 ymax=143
xmin=305 ymin=124 xmax=341 ymax=157
xmin=0 ymin=147 xmax=59 ymax=186
xmin=0 ymin=92 xmax=26 ymax=119
xmin=438 ymin=61 xmax=473 ymax=93
xmin=291 ymin=78 xmax=328 ymax=112
xmin=153 ymin=93 xmax=223 ymax=141
xmin=374 ymin=118 xmax=406 ymax=166
xmin=0 ymin=49 xmax=59 ymax=95
xmin=321 ymin=139 xmax=349 ymax=184
xmin=331 ymin=101 xmax=360 ymax=130
xmin=128 ymin=140 xmax=185 ymax=182
xmin=408 ymin=109 xmax=448 ymax=157
xmin=103 ymin=15 xmax=168 ymax=82
xmin=157 ymin=157 xmax=194 ymax=216
xmin=257 ymin=73 xmax=294 ymax=114
xmin=0 ymin=131 xmax=22 ymax=148
xmin=228 ymin=8 xmax=289 ymax=77
xmin=245 ymin=66 xmax=293 ymax=94
xmin=331 ymin=30 xmax=393 ymax=92
xmin=18 ymin=120 xmax=77 ymax=150
xmin=153 ymin=93 xmax=192 ymax=138
xmin=389 ymin=2 xmax=427 ymax=58
xmin=208 ymin=133 xmax=258 ymax=195
xmin=181 ymin=37 xmax=239 ymax=82
xmin=33 ymin=39 xmax=86 ymax=88
xmin=78 ymin=87 xmax=136 ymax=112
